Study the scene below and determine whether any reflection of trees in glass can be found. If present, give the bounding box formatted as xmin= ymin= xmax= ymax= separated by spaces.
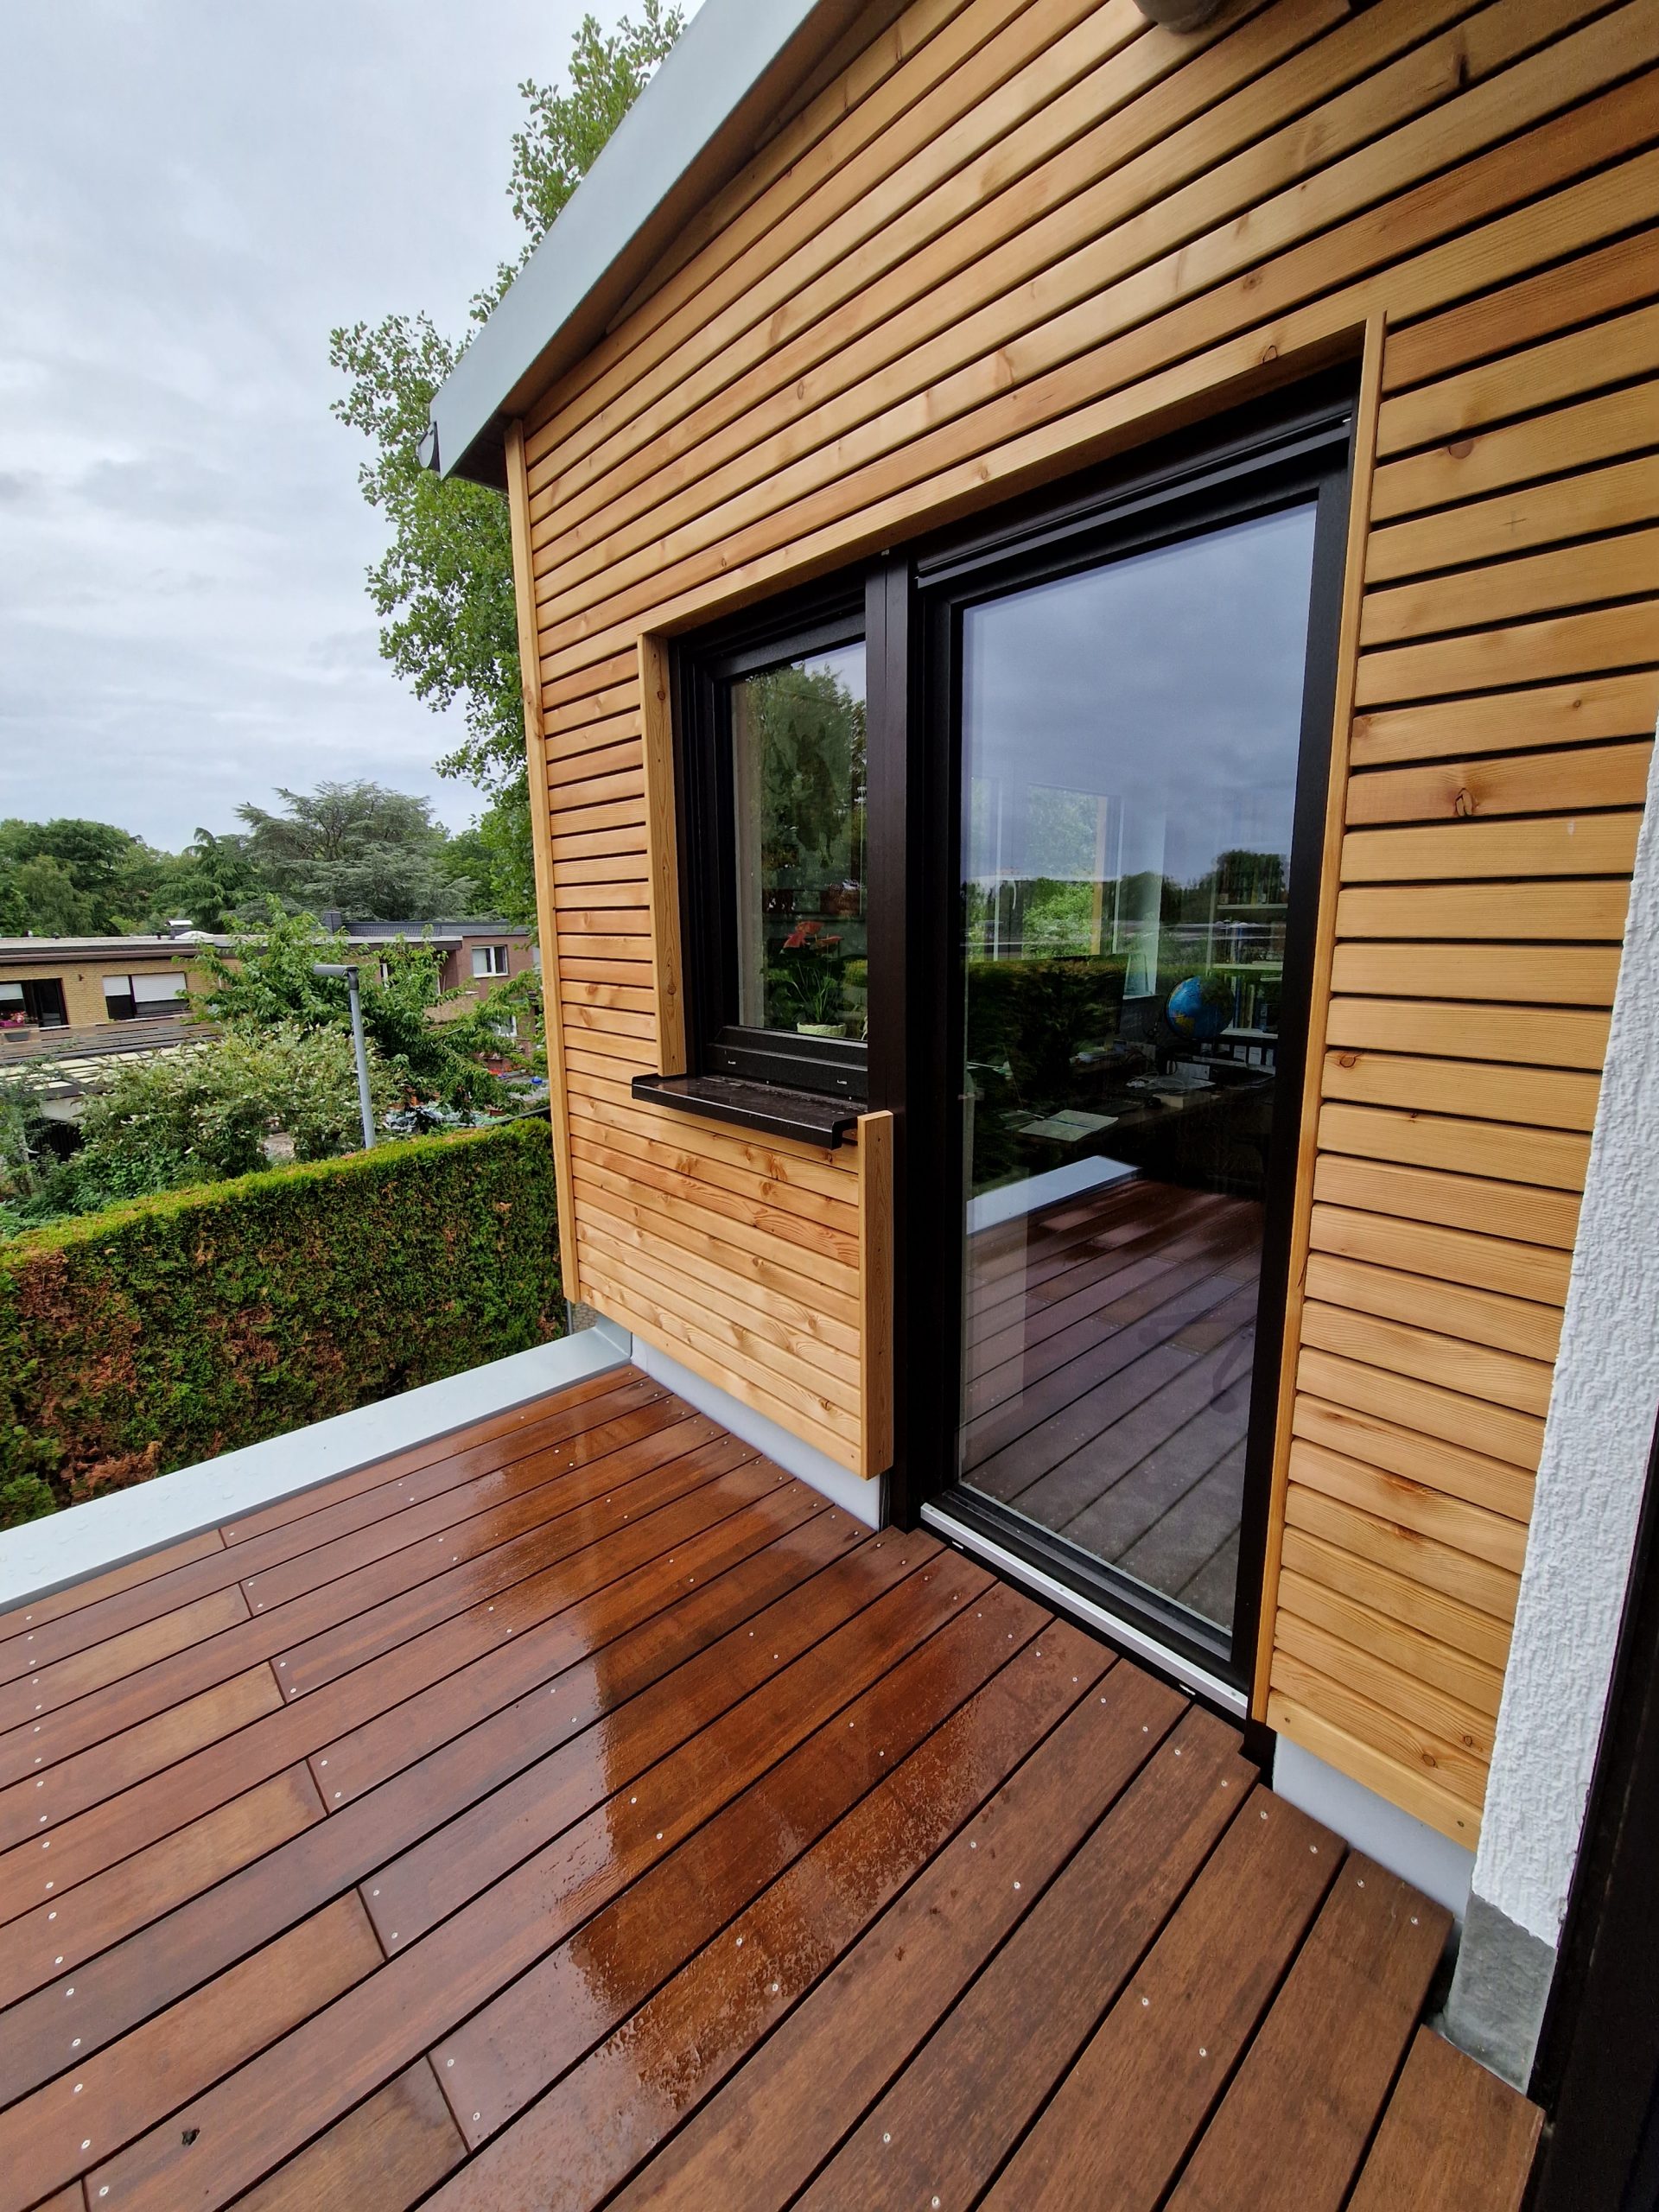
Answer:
xmin=746 ymin=664 xmax=867 ymax=883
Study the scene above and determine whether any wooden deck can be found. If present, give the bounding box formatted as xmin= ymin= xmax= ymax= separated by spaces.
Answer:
xmin=963 ymin=1178 xmax=1262 ymax=1627
xmin=0 ymin=1366 xmax=1540 ymax=2210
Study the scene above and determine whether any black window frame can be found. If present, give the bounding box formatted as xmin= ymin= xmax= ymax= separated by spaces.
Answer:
xmin=673 ymin=576 xmax=874 ymax=1104
xmin=893 ymin=376 xmax=1358 ymax=1697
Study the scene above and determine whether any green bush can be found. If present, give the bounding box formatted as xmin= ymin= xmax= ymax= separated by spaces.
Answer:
xmin=0 ymin=1116 xmax=562 ymax=1524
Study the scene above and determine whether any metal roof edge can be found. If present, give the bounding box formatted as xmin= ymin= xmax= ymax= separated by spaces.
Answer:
xmin=430 ymin=0 xmax=864 ymax=489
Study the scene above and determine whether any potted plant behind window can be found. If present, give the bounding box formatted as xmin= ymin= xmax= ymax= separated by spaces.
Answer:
xmin=778 ymin=919 xmax=846 ymax=1037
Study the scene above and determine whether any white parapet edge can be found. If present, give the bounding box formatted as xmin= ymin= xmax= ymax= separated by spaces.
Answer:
xmin=1272 ymin=1736 xmax=1475 ymax=1923
xmin=0 ymin=1329 xmax=628 ymax=1611
xmin=618 ymin=1319 xmax=886 ymax=1529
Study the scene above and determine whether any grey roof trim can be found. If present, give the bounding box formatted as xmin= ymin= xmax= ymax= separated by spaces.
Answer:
xmin=430 ymin=0 xmax=863 ymax=488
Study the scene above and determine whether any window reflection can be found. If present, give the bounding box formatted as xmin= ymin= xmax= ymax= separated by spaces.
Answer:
xmin=956 ymin=504 xmax=1319 ymax=1634
xmin=728 ymin=640 xmax=868 ymax=1041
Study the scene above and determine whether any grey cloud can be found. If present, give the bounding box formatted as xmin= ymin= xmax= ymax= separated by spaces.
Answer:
xmin=3 ymin=0 xmax=694 ymax=849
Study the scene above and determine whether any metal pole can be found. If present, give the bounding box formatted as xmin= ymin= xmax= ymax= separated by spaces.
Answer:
xmin=346 ymin=968 xmax=375 ymax=1149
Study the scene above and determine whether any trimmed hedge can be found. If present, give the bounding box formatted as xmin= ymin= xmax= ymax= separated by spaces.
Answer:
xmin=0 ymin=1117 xmax=562 ymax=1525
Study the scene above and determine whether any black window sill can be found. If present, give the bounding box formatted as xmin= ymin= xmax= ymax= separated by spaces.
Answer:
xmin=631 ymin=1072 xmax=861 ymax=1149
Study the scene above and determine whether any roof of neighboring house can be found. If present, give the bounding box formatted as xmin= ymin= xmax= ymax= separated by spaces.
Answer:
xmin=337 ymin=919 xmax=530 ymax=944
xmin=0 ymin=935 xmax=227 ymax=967
xmin=428 ymin=0 xmax=880 ymax=487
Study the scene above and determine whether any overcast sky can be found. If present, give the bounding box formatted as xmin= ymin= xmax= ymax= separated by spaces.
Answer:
xmin=2 ymin=1 xmax=697 ymax=851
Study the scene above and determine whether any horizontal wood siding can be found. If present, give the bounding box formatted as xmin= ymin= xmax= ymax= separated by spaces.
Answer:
xmin=509 ymin=0 xmax=1659 ymax=1821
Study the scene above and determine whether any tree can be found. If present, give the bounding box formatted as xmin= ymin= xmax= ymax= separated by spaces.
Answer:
xmin=328 ymin=3 xmax=684 ymax=912
xmin=235 ymin=781 xmax=474 ymax=921
xmin=0 ymin=818 xmax=192 ymax=935
xmin=190 ymin=905 xmax=531 ymax=1110
xmin=176 ymin=829 xmax=260 ymax=933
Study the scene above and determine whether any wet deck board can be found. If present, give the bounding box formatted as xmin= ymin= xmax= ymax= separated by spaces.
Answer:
xmin=0 ymin=1365 xmax=1537 ymax=2210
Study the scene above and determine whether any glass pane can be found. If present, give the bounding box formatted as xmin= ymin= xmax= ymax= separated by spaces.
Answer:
xmin=956 ymin=504 xmax=1319 ymax=1637
xmin=728 ymin=639 xmax=868 ymax=1042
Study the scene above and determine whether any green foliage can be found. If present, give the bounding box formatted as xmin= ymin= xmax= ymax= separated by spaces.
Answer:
xmin=235 ymin=779 xmax=474 ymax=922
xmin=190 ymin=904 xmax=527 ymax=1110
xmin=0 ymin=1119 xmax=562 ymax=1518
xmin=0 ymin=817 xmax=197 ymax=935
xmin=327 ymin=4 xmax=683 ymax=911
xmin=0 ymin=1077 xmax=56 ymax=1225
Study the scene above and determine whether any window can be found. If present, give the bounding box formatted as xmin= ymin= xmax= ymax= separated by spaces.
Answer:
xmin=472 ymin=944 xmax=510 ymax=978
xmin=103 ymin=971 xmax=186 ymax=1022
xmin=678 ymin=598 xmax=870 ymax=1099
xmin=2 ymin=977 xmax=67 ymax=1029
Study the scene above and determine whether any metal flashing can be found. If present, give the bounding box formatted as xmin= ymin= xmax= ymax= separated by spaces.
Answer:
xmin=429 ymin=0 xmax=868 ymax=486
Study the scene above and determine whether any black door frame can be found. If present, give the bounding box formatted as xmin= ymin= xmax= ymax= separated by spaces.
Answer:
xmin=872 ymin=380 xmax=1358 ymax=1697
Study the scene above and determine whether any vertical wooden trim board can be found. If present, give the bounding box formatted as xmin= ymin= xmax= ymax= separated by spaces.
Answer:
xmin=1252 ymin=314 xmax=1389 ymax=1721
xmin=637 ymin=634 xmax=689 ymax=1076
xmin=857 ymin=1109 xmax=896 ymax=1480
xmin=504 ymin=416 xmax=581 ymax=1305
xmin=499 ymin=0 xmax=1659 ymax=1846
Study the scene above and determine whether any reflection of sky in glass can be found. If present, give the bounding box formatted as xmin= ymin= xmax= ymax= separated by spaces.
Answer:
xmin=962 ymin=504 xmax=1319 ymax=888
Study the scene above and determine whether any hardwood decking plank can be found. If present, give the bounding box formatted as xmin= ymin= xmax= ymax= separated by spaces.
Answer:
xmin=982 ymin=1786 xmax=1338 ymax=2211
xmin=602 ymin=1656 xmax=1191 ymax=2211
xmin=0 ymin=1463 xmax=793 ymax=1926
xmin=219 ymin=1369 xmax=648 ymax=1545
xmin=0 ymin=1764 xmax=324 ymax=2012
xmin=422 ymin=1622 xmax=1109 ymax=2212
xmin=796 ymin=1706 xmax=1251 ymax=2212
xmin=0 ymin=1669 xmax=284 ymax=1912
xmin=85 ymin=1546 xmax=987 ymax=2209
xmin=0 ymin=1531 xmax=226 ymax=1652
xmin=0 ymin=1891 xmax=382 ymax=2211
xmin=0 ymin=1489 xmax=842 ymax=2100
xmin=1166 ymin=1856 xmax=1452 ymax=2211
xmin=0 ymin=1420 xmax=737 ymax=1796
xmin=0 ymin=1375 xmax=655 ymax=1679
xmin=358 ymin=1537 xmax=971 ymax=1952
xmin=435 ymin=1577 xmax=1046 ymax=2145
xmin=233 ymin=2060 xmax=467 ymax=2212
xmin=0 ymin=1585 xmax=251 ymax=1720
xmin=238 ymin=1395 xmax=691 ymax=1615
xmin=1348 ymin=2027 xmax=1541 ymax=2211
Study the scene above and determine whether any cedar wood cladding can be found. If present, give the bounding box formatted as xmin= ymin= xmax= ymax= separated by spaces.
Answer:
xmin=502 ymin=0 xmax=1659 ymax=1845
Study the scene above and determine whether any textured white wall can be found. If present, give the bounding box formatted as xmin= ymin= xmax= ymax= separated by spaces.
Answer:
xmin=1473 ymin=727 xmax=1659 ymax=1943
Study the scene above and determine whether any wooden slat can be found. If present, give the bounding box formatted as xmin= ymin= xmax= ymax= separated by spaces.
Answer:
xmin=1348 ymin=2027 xmax=1542 ymax=2211
xmin=1383 ymin=220 xmax=1659 ymax=391
xmin=794 ymin=1708 xmax=1252 ymax=2212
xmin=982 ymin=1787 xmax=1336 ymax=2212
xmin=1376 ymin=296 xmax=1659 ymax=454
xmin=505 ymin=415 xmax=581 ymax=1304
xmin=1367 ymin=455 xmax=1659 ymax=584
xmin=1345 ymin=740 xmax=1653 ymax=825
xmin=416 ymin=1619 xmax=1109 ymax=2212
xmin=1308 ymin=1199 xmax=1572 ymax=1304
xmin=1291 ymin=1394 xmax=1534 ymax=1527
xmin=1303 ymin=1249 xmax=1560 ymax=1361
xmin=233 ymin=2062 xmax=467 ymax=2212
xmin=1335 ymin=875 xmax=1633 ymax=939
xmin=1165 ymin=1859 xmax=1451 ymax=2212
xmin=1277 ymin=1568 xmax=1504 ymax=1718
xmin=1372 ymin=378 xmax=1659 ymax=523
xmin=857 ymin=1110 xmax=895 ymax=1480
xmin=1317 ymin=1099 xmax=1591 ymax=1194
xmin=1350 ymin=673 xmax=1659 ymax=768
xmin=1328 ymin=939 xmax=1621 ymax=1007
xmin=1283 ymin=1503 xmax=1519 ymax=1649
xmin=1312 ymin=1153 xmax=1580 ymax=1250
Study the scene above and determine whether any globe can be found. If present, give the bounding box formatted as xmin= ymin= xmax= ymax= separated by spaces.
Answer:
xmin=1166 ymin=974 xmax=1229 ymax=1043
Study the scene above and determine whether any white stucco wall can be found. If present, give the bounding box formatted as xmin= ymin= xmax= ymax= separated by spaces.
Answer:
xmin=1472 ymin=728 xmax=1659 ymax=1944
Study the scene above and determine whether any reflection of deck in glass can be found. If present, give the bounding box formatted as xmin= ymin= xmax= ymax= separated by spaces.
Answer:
xmin=961 ymin=1177 xmax=1262 ymax=1631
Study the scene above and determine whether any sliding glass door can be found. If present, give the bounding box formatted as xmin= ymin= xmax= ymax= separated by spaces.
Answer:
xmin=920 ymin=402 xmax=1351 ymax=1686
